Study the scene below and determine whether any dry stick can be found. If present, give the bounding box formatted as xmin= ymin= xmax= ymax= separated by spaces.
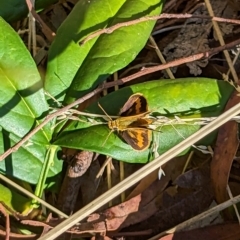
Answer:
xmin=148 ymin=35 xmax=175 ymax=79
xmin=113 ymin=72 xmax=125 ymax=202
xmin=149 ymin=193 xmax=240 ymax=240
xmin=0 ymin=204 xmax=10 ymax=240
xmin=0 ymin=174 xmax=69 ymax=218
xmin=107 ymin=162 xmax=112 ymax=207
xmin=154 ymin=3 xmax=205 ymax=32
xmin=38 ymin=102 xmax=240 ymax=240
xmin=226 ymin=184 xmax=240 ymax=223
xmin=205 ymin=0 xmax=238 ymax=83
xmin=28 ymin=0 xmax=37 ymax=57
xmin=0 ymin=87 xmax=103 ymax=161
xmin=80 ymin=13 xmax=240 ymax=45
xmin=1 ymin=38 xmax=240 ymax=162
xmin=118 ymin=37 xmax=240 ymax=85
xmin=25 ymin=0 xmax=55 ymax=42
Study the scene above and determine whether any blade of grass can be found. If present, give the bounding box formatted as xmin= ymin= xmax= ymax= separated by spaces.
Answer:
xmin=38 ymin=101 xmax=240 ymax=240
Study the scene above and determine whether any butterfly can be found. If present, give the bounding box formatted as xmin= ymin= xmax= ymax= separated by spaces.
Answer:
xmin=105 ymin=93 xmax=153 ymax=151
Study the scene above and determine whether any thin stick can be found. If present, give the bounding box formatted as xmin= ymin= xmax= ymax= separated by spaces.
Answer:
xmin=96 ymin=156 xmax=112 ymax=179
xmin=113 ymin=72 xmax=125 ymax=202
xmin=107 ymin=159 xmax=112 ymax=207
xmin=205 ymin=0 xmax=238 ymax=83
xmin=149 ymin=35 xmax=175 ymax=79
xmin=227 ymin=184 xmax=240 ymax=223
xmin=38 ymin=102 xmax=240 ymax=240
xmin=0 ymin=87 xmax=103 ymax=161
xmin=149 ymin=193 xmax=240 ymax=239
xmin=0 ymin=174 xmax=69 ymax=218
xmin=25 ymin=0 xmax=55 ymax=42
xmin=80 ymin=13 xmax=240 ymax=45
xmin=1 ymin=37 xmax=240 ymax=161
xmin=97 ymin=103 xmax=112 ymax=121
xmin=115 ymin=37 xmax=240 ymax=87
xmin=120 ymin=161 xmax=125 ymax=202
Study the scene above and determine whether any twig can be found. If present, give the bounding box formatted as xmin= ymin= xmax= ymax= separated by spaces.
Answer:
xmin=0 ymin=87 xmax=103 ymax=161
xmin=115 ymin=37 xmax=240 ymax=85
xmin=37 ymin=102 xmax=240 ymax=240
xmin=0 ymin=203 xmax=10 ymax=240
xmin=25 ymin=0 xmax=55 ymax=42
xmin=80 ymin=13 xmax=240 ymax=45
xmin=227 ymin=184 xmax=240 ymax=223
xmin=204 ymin=0 xmax=238 ymax=83
xmin=1 ymin=37 xmax=240 ymax=161
xmin=0 ymin=173 xmax=69 ymax=218
xmin=148 ymin=35 xmax=175 ymax=79
xmin=154 ymin=2 xmax=205 ymax=31
xmin=151 ymin=193 xmax=240 ymax=239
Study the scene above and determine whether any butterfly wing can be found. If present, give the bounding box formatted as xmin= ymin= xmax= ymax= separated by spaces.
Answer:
xmin=108 ymin=93 xmax=152 ymax=151
xmin=119 ymin=93 xmax=148 ymax=116
xmin=121 ymin=128 xmax=151 ymax=151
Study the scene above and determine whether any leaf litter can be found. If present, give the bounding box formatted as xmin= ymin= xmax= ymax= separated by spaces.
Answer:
xmin=1 ymin=0 xmax=240 ymax=239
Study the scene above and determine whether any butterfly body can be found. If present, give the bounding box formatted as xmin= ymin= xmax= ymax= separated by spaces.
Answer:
xmin=107 ymin=94 xmax=153 ymax=151
xmin=108 ymin=112 xmax=150 ymax=131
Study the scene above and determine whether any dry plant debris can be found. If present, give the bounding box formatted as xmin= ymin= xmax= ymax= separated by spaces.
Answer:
xmin=0 ymin=0 xmax=240 ymax=239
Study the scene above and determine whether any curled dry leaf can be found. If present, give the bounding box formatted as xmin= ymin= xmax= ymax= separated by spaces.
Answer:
xmin=211 ymin=89 xmax=240 ymax=219
xmin=159 ymin=222 xmax=240 ymax=240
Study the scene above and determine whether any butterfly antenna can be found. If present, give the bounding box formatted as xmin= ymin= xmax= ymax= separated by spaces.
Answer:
xmin=102 ymin=129 xmax=114 ymax=147
xmin=98 ymin=102 xmax=112 ymax=121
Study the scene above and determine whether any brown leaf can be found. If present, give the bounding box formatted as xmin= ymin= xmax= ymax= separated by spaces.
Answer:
xmin=211 ymin=89 xmax=240 ymax=219
xmin=174 ymin=164 xmax=210 ymax=189
xmin=0 ymin=228 xmax=37 ymax=240
xmin=57 ymin=150 xmax=94 ymax=214
xmin=159 ymin=222 xmax=240 ymax=240
xmin=127 ymin=184 xmax=213 ymax=236
xmin=127 ymin=156 xmax=187 ymax=200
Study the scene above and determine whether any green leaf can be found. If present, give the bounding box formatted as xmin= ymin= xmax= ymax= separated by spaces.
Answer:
xmin=0 ymin=129 xmax=62 ymax=185
xmin=0 ymin=18 xmax=50 ymax=143
xmin=0 ymin=183 xmax=31 ymax=214
xmin=0 ymin=129 xmax=62 ymax=184
xmin=45 ymin=0 xmax=163 ymax=103
xmin=54 ymin=78 xmax=234 ymax=163
xmin=0 ymin=18 xmax=62 ymax=184
xmin=0 ymin=0 xmax=58 ymax=23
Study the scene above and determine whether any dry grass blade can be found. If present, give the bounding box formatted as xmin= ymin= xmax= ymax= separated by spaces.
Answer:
xmin=149 ymin=193 xmax=240 ymax=239
xmin=204 ymin=0 xmax=238 ymax=83
xmin=0 ymin=174 xmax=68 ymax=219
xmin=38 ymin=101 xmax=240 ymax=240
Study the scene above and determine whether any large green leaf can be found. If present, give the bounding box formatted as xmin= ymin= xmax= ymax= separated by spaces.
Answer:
xmin=0 ymin=18 xmax=62 ymax=183
xmin=0 ymin=183 xmax=31 ymax=214
xmin=0 ymin=129 xmax=62 ymax=184
xmin=0 ymin=0 xmax=58 ymax=23
xmin=45 ymin=0 xmax=163 ymax=103
xmin=54 ymin=78 xmax=234 ymax=163
xmin=0 ymin=18 xmax=50 ymax=142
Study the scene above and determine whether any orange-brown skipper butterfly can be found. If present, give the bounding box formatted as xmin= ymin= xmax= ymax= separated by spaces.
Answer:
xmin=101 ymin=93 xmax=153 ymax=151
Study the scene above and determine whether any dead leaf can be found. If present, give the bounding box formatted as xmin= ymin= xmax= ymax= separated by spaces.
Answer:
xmin=159 ymin=222 xmax=240 ymax=240
xmin=211 ymin=89 xmax=240 ymax=219
xmin=57 ymin=150 xmax=94 ymax=214
xmin=174 ymin=164 xmax=210 ymax=189
xmin=127 ymin=156 xmax=187 ymax=200
xmin=126 ymin=181 xmax=213 ymax=236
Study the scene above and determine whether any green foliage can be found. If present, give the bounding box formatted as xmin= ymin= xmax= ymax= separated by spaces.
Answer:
xmin=0 ymin=18 xmax=62 ymax=184
xmin=0 ymin=0 xmax=164 ymax=186
xmin=0 ymin=183 xmax=31 ymax=214
xmin=45 ymin=0 xmax=163 ymax=104
xmin=0 ymin=0 xmax=234 ymax=187
xmin=55 ymin=79 xmax=234 ymax=163
xmin=0 ymin=0 xmax=58 ymax=22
